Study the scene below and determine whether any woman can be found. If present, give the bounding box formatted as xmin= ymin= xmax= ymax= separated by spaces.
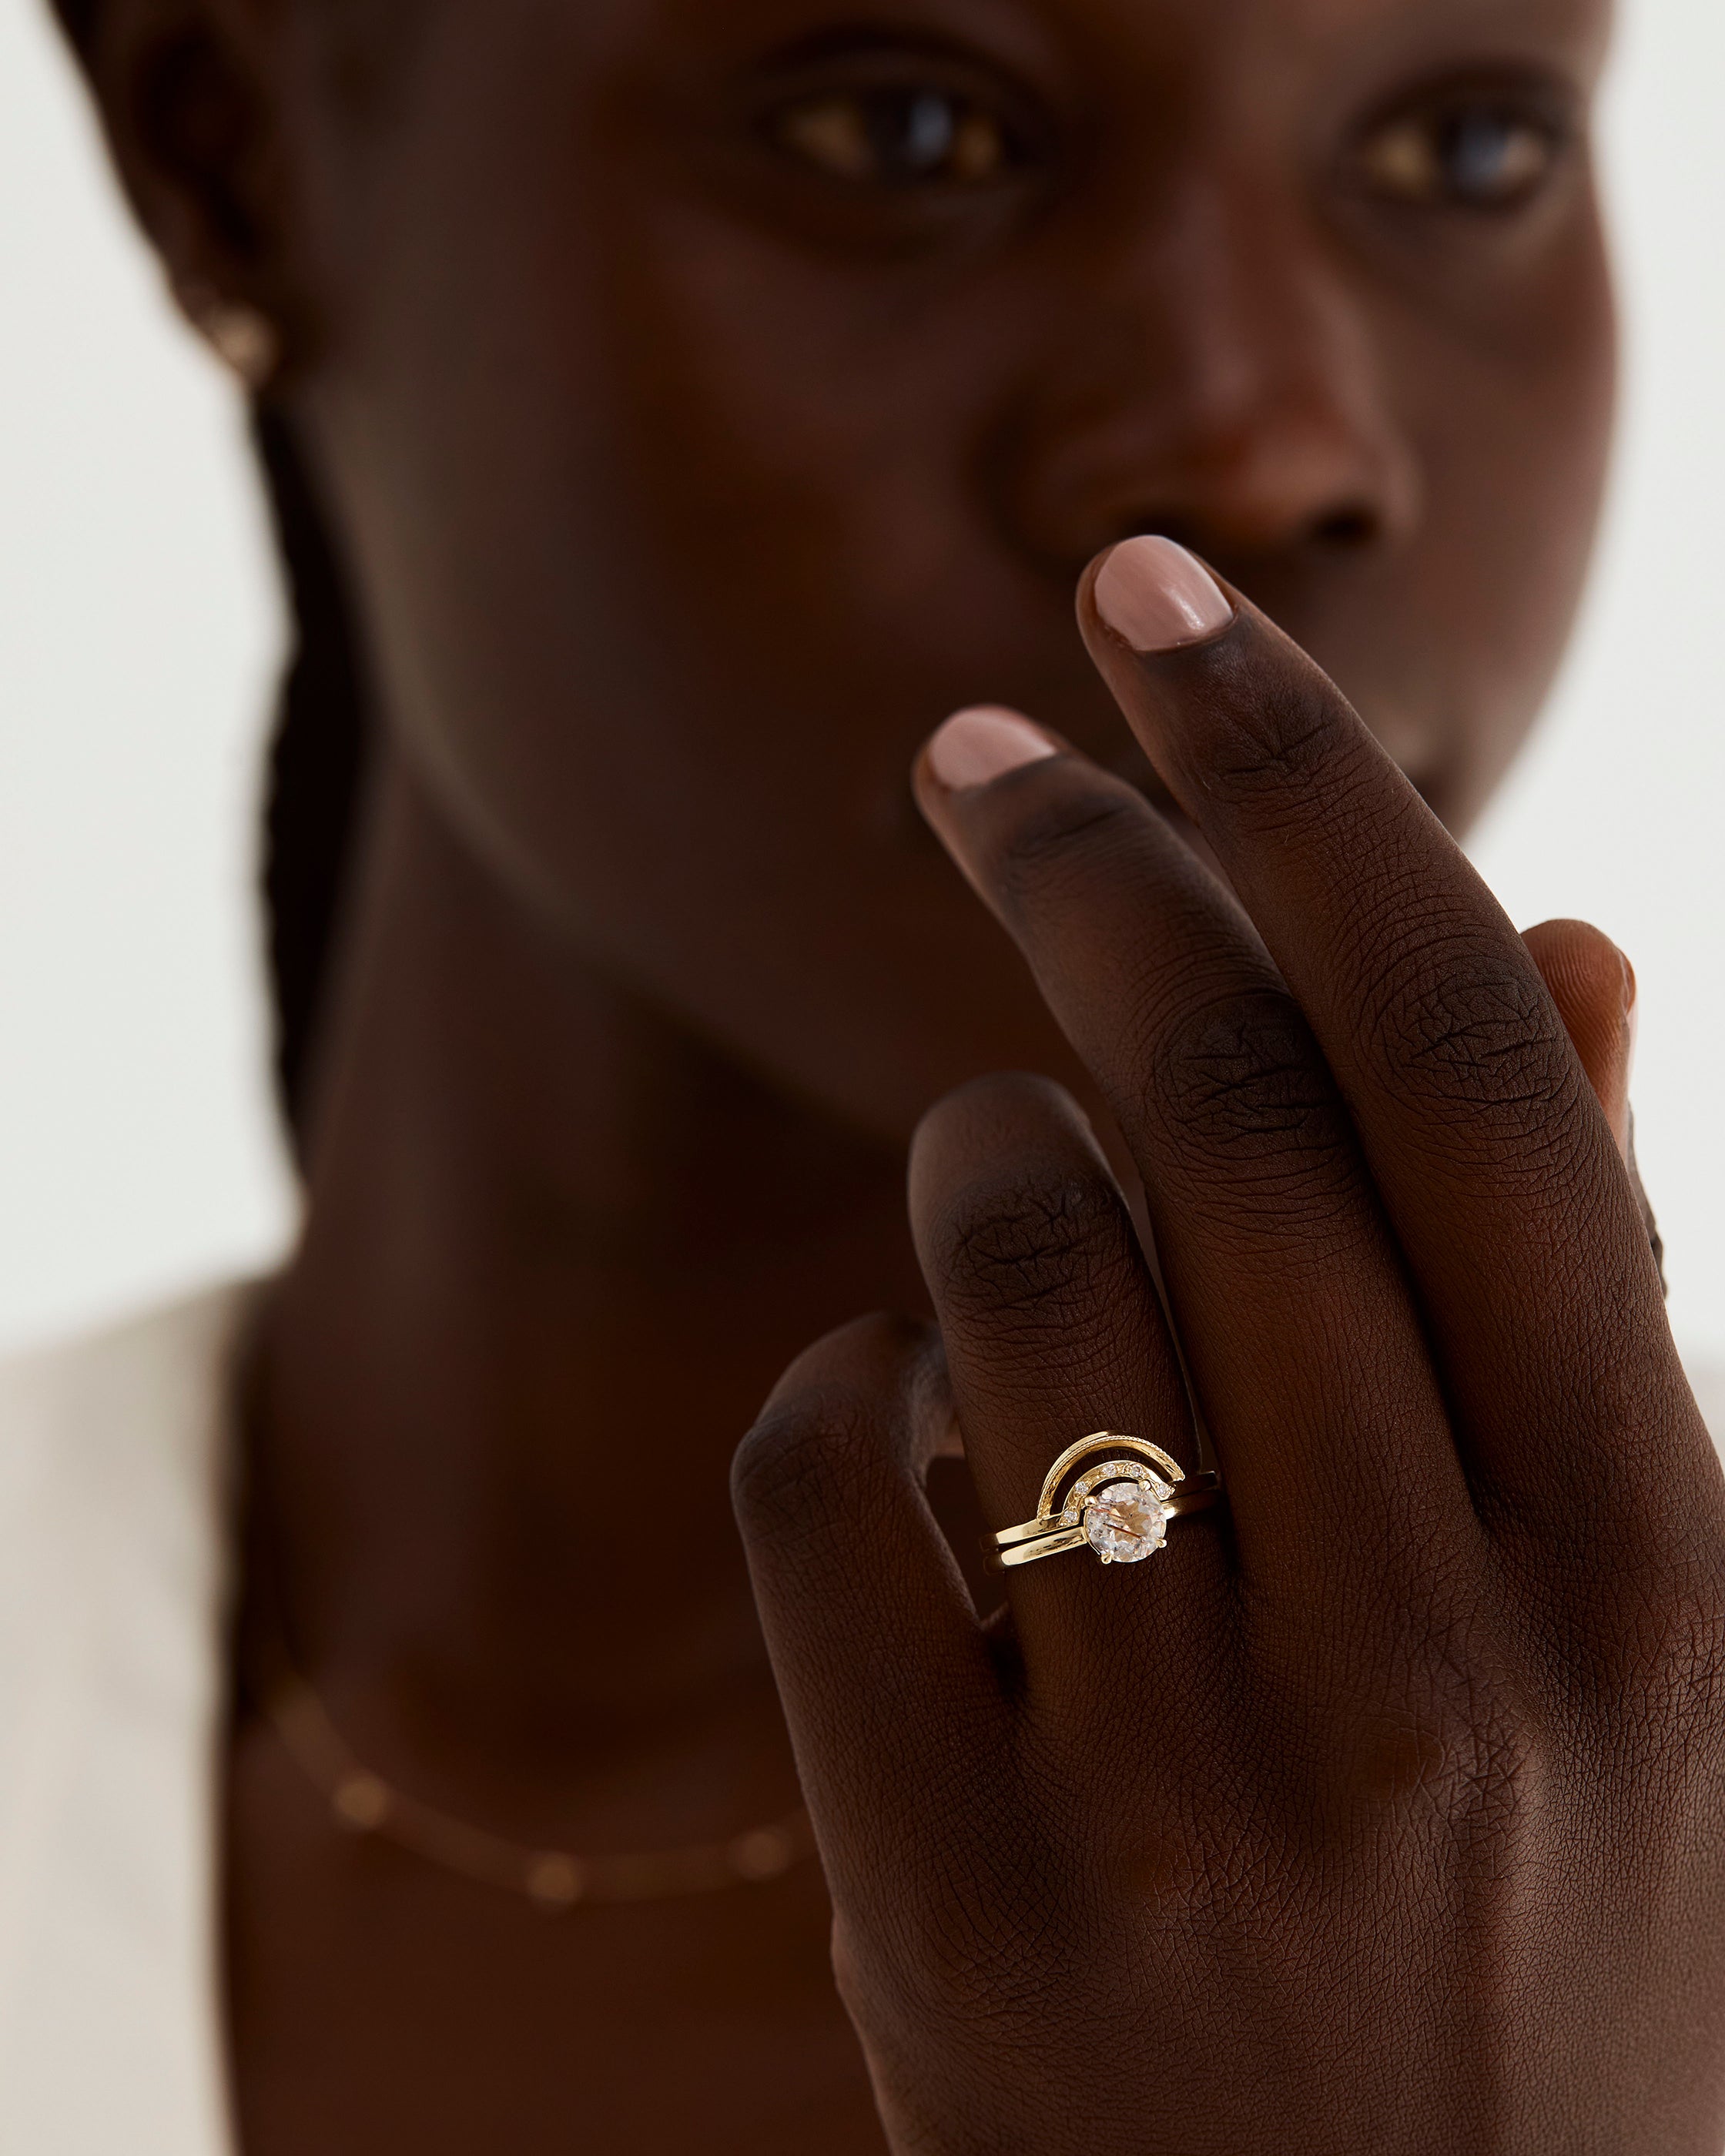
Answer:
xmin=8 ymin=0 xmax=1722 ymax=2146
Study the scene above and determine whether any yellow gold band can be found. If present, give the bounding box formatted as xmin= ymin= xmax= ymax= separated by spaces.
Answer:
xmin=988 ymin=1433 xmax=1222 ymax=1571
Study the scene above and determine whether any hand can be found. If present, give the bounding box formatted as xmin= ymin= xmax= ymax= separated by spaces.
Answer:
xmin=731 ymin=537 xmax=1725 ymax=2152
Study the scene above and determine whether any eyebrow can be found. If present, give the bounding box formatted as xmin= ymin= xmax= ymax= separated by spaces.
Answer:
xmin=1309 ymin=0 xmax=1608 ymax=48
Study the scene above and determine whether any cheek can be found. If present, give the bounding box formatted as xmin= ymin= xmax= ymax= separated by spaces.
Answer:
xmin=1407 ymin=217 xmax=1618 ymax=819
xmin=560 ymin=189 xmax=1097 ymax=767
xmin=299 ymin=42 xmax=1083 ymax=1132
xmin=310 ymin=44 xmax=1077 ymax=920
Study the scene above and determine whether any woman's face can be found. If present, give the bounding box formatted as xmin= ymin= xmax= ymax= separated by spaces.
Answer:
xmin=289 ymin=0 xmax=1615 ymax=1137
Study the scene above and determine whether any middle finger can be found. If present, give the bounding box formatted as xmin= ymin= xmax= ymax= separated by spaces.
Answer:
xmin=913 ymin=707 xmax=1475 ymax=1602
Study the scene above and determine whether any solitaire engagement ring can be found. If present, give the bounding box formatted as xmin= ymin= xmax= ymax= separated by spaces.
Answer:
xmin=990 ymin=1434 xmax=1222 ymax=1570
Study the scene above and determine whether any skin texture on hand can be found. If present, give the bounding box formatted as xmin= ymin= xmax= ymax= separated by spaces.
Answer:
xmin=735 ymin=546 xmax=1725 ymax=2154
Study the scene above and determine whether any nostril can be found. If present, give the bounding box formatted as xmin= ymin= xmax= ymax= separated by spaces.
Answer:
xmin=1313 ymin=506 xmax=1379 ymax=550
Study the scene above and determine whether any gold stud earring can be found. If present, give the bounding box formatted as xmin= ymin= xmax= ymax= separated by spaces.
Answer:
xmin=202 ymin=303 xmax=281 ymax=390
xmin=174 ymin=281 xmax=283 ymax=393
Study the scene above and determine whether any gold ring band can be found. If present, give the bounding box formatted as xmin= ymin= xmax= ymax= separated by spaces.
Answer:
xmin=989 ymin=1433 xmax=1222 ymax=1571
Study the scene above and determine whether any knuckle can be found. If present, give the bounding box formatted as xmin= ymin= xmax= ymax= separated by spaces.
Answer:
xmin=1358 ymin=1699 xmax=1535 ymax=1837
xmin=929 ymin=1167 xmax=1136 ymax=1343
xmin=732 ymin=1311 xmax=933 ymax=1547
xmin=1607 ymin=1558 xmax=1725 ymax=1757
xmin=1197 ymin=668 xmax=1357 ymax=817
xmin=1273 ymin=1587 xmax=1544 ymax=1848
xmin=1333 ymin=1658 xmax=1540 ymax=1850
xmin=841 ymin=1806 xmax=1073 ymax=2037
xmin=986 ymin=784 xmax=1143 ymax=923
xmin=730 ymin=1390 xmax=875 ymax=1551
xmin=1362 ymin=939 xmax=1584 ymax=1153
xmin=1147 ymin=989 xmax=1358 ymax=1206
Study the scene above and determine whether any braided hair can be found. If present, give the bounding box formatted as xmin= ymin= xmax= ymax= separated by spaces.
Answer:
xmin=51 ymin=0 xmax=374 ymax=1137
xmin=251 ymin=407 xmax=373 ymax=1133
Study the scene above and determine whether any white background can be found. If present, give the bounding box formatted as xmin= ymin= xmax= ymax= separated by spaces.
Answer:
xmin=0 ymin=0 xmax=1722 ymax=1361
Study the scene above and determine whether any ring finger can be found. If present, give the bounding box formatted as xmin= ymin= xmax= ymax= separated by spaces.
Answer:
xmin=908 ymin=1070 xmax=1227 ymax=1683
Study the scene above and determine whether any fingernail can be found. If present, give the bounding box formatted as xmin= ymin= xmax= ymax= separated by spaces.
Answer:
xmin=1600 ymin=950 xmax=1638 ymax=1160
xmin=1619 ymin=956 xmax=1639 ymax=1153
xmin=924 ymin=706 xmax=1060 ymax=792
xmin=1093 ymin=536 xmax=1234 ymax=654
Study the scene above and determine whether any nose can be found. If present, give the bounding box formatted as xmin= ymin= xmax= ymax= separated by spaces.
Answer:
xmin=1001 ymin=176 xmax=1423 ymax=578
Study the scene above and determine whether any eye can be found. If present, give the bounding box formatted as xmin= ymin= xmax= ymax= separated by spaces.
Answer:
xmin=1358 ymin=98 xmax=1569 ymax=212
xmin=771 ymin=87 xmax=1015 ymax=187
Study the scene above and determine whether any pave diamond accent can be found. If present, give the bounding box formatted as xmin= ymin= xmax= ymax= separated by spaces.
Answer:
xmin=1083 ymin=1479 xmax=1172 ymax=1565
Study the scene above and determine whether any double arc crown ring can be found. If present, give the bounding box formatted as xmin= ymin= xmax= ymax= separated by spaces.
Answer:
xmin=990 ymin=1433 xmax=1224 ymax=1571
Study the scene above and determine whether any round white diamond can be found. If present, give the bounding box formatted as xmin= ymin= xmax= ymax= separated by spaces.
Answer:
xmin=1083 ymin=1479 xmax=1170 ymax=1565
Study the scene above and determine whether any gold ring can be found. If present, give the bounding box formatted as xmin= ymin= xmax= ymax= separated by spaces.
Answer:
xmin=989 ymin=1433 xmax=1222 ymax=1570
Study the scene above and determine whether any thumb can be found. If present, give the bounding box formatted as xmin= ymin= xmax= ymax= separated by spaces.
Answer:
xmin=1522 ymin=919 xmax=1636 ymax=1160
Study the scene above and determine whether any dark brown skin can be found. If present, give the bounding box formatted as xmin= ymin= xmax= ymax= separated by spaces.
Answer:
xmin=741 ymin=604 xmax=1725 ymax=2149
xmin=60 ymin=0 xmax=1725 ymax=2148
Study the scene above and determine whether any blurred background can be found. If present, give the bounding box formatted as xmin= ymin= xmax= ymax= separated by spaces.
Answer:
xmin=0 ymin=0 xmax=1722 ymax=1365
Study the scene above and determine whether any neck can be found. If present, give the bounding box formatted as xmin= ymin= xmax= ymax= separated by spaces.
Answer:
xmin=250 ymin=765 xmax=925 ymax=1829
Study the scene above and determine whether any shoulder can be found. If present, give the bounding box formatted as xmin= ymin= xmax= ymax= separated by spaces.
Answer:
xmin=0 ymin=1281 xmax=257 ymax=1587
xmin=0 ymin=1283 xmax=255 ymax=2154
xmin=0 ymin=1274 xmax=260 ymax=1739
xmin=0 ymin=1277 xmax=256 ymax=1445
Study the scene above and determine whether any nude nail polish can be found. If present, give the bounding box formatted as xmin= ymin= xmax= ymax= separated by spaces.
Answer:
xmin=1616 ymin=956 xmax=1639 ymax=1159
xmin=925 ymin=706 xmax=1060 ymax=792
xmin=1093 ymin=536 xmax=1234 ymax=654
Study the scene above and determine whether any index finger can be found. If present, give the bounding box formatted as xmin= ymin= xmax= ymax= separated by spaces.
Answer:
xmin=1077 ymin=536 xmax=1701 ymax=1521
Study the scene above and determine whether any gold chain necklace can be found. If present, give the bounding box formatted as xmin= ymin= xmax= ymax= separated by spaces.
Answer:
xmin=267 ymin=1678 xmax=816 ymax=1912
